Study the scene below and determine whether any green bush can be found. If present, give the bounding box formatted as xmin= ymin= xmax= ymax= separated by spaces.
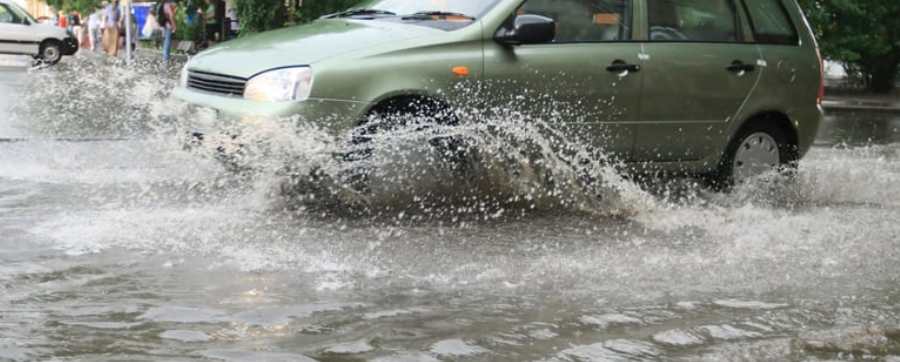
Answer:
xmin=234 ymin=0 xmax=288 ymax=34
xmin=174 ymin=5 xmax=200 ymax=41
xmin=294 ymin=0 xmax=358 ymax=23
xmin=799 ymin=0 xmax=900 ymax=93
xmin=232 ymin=0 xmax=360 ymax=35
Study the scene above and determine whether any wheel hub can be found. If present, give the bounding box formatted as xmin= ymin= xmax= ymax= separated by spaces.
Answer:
xmin=43 ymin=47 xmax=60 ymax=62
xmin=732 ymin=132 xmax=780 ymax=183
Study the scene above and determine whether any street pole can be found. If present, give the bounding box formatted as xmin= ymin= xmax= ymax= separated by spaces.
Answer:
xmin=124 ymin=0 xmax=132 ymax=64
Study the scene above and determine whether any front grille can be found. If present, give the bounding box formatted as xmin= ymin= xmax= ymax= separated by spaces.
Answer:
xmin=187 ymin=70 xmax=247 ymax=97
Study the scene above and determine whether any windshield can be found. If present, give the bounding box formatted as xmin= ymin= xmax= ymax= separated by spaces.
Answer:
xmin=6 ymin=2 xmax=37 ymax=23
xmin=351 ymin=0 xmax=502 ymax=18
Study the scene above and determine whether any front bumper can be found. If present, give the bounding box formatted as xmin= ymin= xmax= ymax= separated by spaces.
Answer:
xmin=173 ymin=86 xmax=369 ymax=133
xmin=62 ymin=36 xmax=78 ymax=55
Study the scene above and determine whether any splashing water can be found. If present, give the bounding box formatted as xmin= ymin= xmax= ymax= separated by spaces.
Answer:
xmin=3 ymin=54 xmax=900 ymax=361
xmin=15 ymin=52 xmax=662 ymax=219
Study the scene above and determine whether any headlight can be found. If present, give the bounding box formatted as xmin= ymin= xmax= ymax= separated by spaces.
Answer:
xmin=244 ymin=67 xmax=313 ymax=102
xmin=179 ymin=65 xmax=189 ymax=88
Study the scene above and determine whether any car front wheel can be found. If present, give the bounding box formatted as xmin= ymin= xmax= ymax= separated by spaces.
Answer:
xmin=38 ymin=41 xmax=63 ymax=65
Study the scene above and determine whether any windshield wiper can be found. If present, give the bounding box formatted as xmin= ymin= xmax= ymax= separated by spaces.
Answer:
xmin=401 ymin=11 xmax=476 ymax=21
xmin=322 ymin=8 xmax=397 ymax=19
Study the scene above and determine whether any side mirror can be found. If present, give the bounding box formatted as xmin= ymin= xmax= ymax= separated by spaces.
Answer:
xmin=495 ymin=14 xmax=556 ymax=45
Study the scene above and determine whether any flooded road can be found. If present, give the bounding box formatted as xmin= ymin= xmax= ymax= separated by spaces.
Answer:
xmin=2 ymin=56 xmax=900 ymax=361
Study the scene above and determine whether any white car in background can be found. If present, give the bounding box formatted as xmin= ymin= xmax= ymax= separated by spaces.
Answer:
xmin=0 ymin=0 xmax=77 ymax=64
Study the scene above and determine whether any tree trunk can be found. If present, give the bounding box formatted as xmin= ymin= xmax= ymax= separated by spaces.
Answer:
xmin=868 ymin=56 xmax=899 ymax=94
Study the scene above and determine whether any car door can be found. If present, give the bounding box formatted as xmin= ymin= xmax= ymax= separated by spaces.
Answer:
xmin=633 ymin=0 xmax=761 ymax=162
xmin=0 ymin=3 xmax=37 ymax=55
xmin=483 ymin=0 xmax=643 ymax=161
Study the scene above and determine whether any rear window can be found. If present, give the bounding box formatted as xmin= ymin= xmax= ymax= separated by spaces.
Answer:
xmin=744 ymin=0 xmax=799 ymax=45
xmin=647 ymin=0 xmax=739 ymax=43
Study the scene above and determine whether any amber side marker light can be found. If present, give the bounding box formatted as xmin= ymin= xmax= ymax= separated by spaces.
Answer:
xmin=816 ymin=48 xmax=825 ymax=105
xmin=452 ymin=66 xmax=470 ymax=77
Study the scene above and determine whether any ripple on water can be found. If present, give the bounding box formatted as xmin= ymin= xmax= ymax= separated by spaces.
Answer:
xmin=712 ymin=299 xmax=789 ymax=310
xmin=322 ymin=339 xmax=375 ymax=354
xmin=652 ymin=328 xmax=706 ymax=347
xmin=578 ymin=313 xmax=643 ymax=329
xmin=372 ymin=352 xmax=441 ymax=362
xmin=699 ymin=324 xmax=763 ymax=341
xmin=139 ymin=306 xmax=228 ymax=324
xmin=553 ymin=339 xmax=660 ymax=362
xmin=430 ymin=338 xmax=490 ymax=357
xmin=201 ymin=349 xmax=317 ymax=362
xmin=159 ymin=330 xmax=211 ymax=343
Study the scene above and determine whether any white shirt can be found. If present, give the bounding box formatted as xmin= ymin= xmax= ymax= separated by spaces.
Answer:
xmin=88 ymin=12 xmax=101 ymax=30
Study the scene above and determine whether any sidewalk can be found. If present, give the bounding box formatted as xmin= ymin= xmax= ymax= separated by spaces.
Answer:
xmin=823 ymin=94 xmax=900 ymax=113
xmin=134 ymin=46 xmax=190 ymax=63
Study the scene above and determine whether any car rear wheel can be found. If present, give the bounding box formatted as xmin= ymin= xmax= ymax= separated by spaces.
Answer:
xmin=38 ymin=41 xmax=63 ymax=65
xmin=715 ymin=122 xmax=796 ymax=187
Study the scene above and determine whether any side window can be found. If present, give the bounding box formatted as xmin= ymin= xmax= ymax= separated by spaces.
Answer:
xmin=0 ymin=5 xmax=16 ymax=23
xmin=648 ymin=0 xmax=739 ymax=42
xmin=519 ymin=0 xmax=633 ymax=42
xmin=744 ymin=0 xmax=798 ymax=45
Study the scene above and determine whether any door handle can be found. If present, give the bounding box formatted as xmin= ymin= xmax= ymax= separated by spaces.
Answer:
xmin=727 ymin=61 xmax=756 ymax=73
xmin=607 ymin=60 xmax=640 ymax=73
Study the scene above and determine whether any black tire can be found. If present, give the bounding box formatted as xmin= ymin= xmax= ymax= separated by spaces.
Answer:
xmin=350 ymin=98 xmax=466 ymax=161
xmin=343 ymin=98 xmax=469 ymax=189
xmin=713 ymin=121 xmax=798 ymax=188
xmin=38 ymin=40 xmax=63 ymax=65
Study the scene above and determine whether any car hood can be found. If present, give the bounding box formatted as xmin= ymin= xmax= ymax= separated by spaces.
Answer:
xmin=187 ymin=19 xmax=440 ymax=79
xmin=33 ymin=23 xmax=67 ymax=37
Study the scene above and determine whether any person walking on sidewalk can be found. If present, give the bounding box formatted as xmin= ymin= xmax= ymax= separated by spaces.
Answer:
xmin=70 ymin=11 xmax=82 ymax=45
xmin=102 ymin=0 xmax=121 ymax=57
xmin=57 ymin=10 xmax=67 ymax=29
xmin=159 ymin=0 xmax=177 ymax=63
xmin=88 ymin=8 xmax=102 ymax=52
xmin=118 ymin=12 xmax=137 ymax=55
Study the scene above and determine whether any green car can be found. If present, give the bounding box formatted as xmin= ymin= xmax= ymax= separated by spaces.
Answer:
xmin=174 ymin=0 xmax=824 ymax=184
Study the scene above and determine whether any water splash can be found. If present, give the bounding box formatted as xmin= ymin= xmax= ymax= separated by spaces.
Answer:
xmin=11 ymin=52 xmax=185 ymax=138
xmin=8 ymin=55 xmax=900 ymax=296
xmin=12 ymin=54 xmax=660 ymax=218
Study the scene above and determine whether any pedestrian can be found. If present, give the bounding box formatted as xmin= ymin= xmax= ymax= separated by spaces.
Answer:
xmin=144 ymin=12 xmax=163 ymax=49
xmin=102 ymin=0 xmax=121 ymax=57
xmin=159 ymin=0 xmax=177 ymax=63
xmin=143 ymin=12 xmax=160 ymax=46
xmin=88 ymin=7 xmax=102 ymax=51
xmin=195 ymin=0 xmax=207 ymax=48
xmin=70 ymin=11 xmax=83 ymax=49
xmin=77 ymin=13 xmax=92 ymax=50
xmin=57 ymin=10 xmax=67 ymax=29
xmin=118 ymin=12 xmax=137 ymax=54
xmin=226 ymin=7 xmax=239 ymax=39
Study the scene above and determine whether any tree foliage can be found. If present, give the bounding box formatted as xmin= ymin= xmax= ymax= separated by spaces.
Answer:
xmin=234 ymin=0 xmax=288 ymax=34
xmin=46 ymin=0 xmax=103 ymax=15
xmin=798 ymin=0 xmax=900 ymax=93
xmin=294 ymin=0 xmax=357 ymax=23
xmin=174 ymin=2 xmax=202 ymax=41
xmin=233 ymin=0 xmax=358 ymax=35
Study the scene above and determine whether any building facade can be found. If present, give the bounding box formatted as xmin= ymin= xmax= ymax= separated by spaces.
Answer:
xmin=16 ymin=0 xmax=54 ymax=19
